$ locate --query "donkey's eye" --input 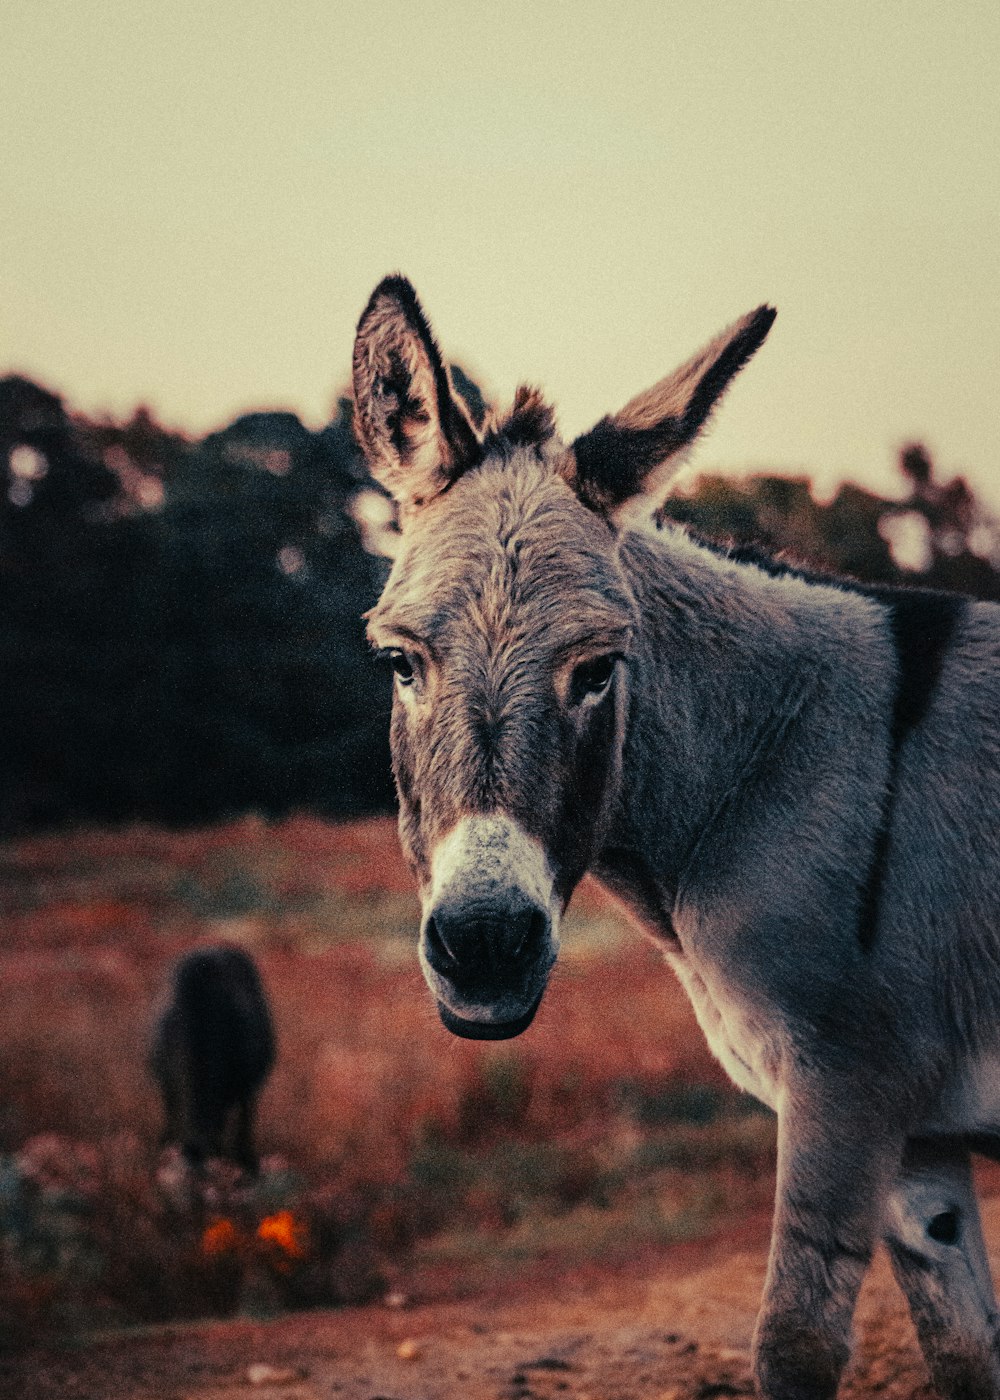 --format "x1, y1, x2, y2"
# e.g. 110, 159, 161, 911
388, 649, 415, 685
571, 655, 618, 703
